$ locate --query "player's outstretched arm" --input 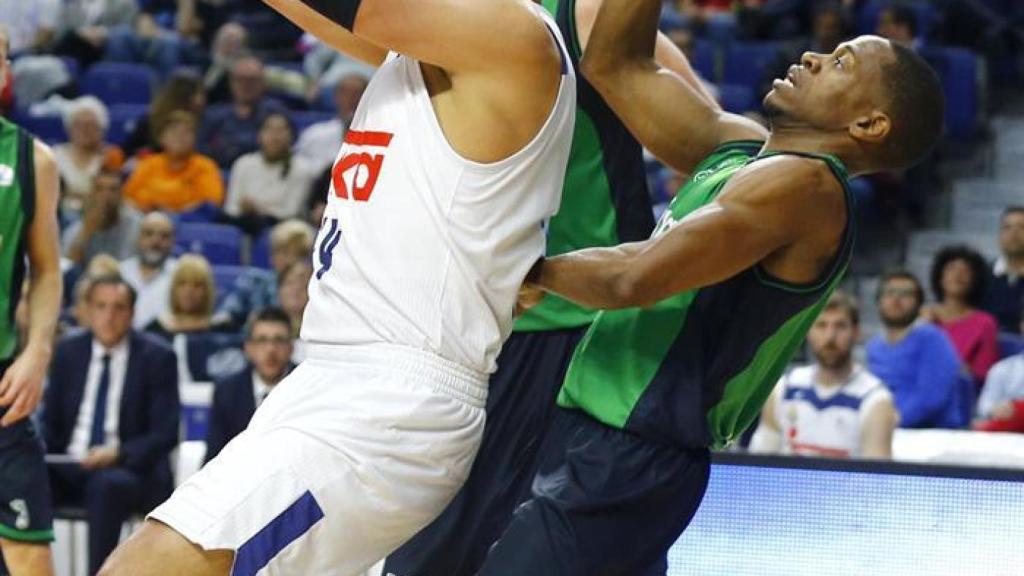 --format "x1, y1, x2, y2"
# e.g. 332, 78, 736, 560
263, 0, 387, 66
270, 0, 559, 77
531, 157, 836, 310
580, 0, 766, 175
0, 141, 62, 427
